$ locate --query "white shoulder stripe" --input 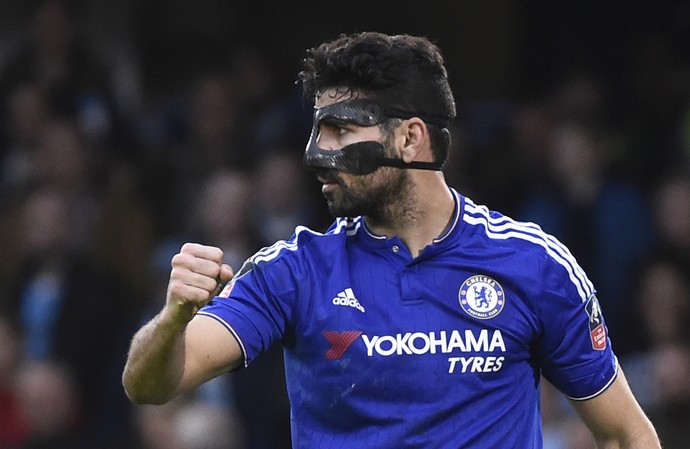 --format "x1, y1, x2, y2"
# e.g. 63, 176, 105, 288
467, 203, 591, 285
253, 241, 296, 265
346, 218, 362, 236
465, 202, 594, 297
252, 226, 311, 264
334, 217, 352, 234
464, 201, 594, 302
252, 223, 348, 265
